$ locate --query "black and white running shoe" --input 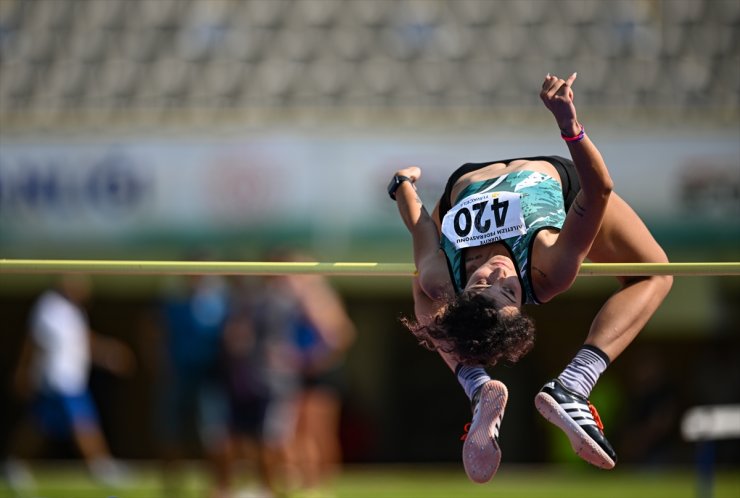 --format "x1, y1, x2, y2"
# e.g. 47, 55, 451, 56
535, 378, 617, 469
461, 380, 508, 483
